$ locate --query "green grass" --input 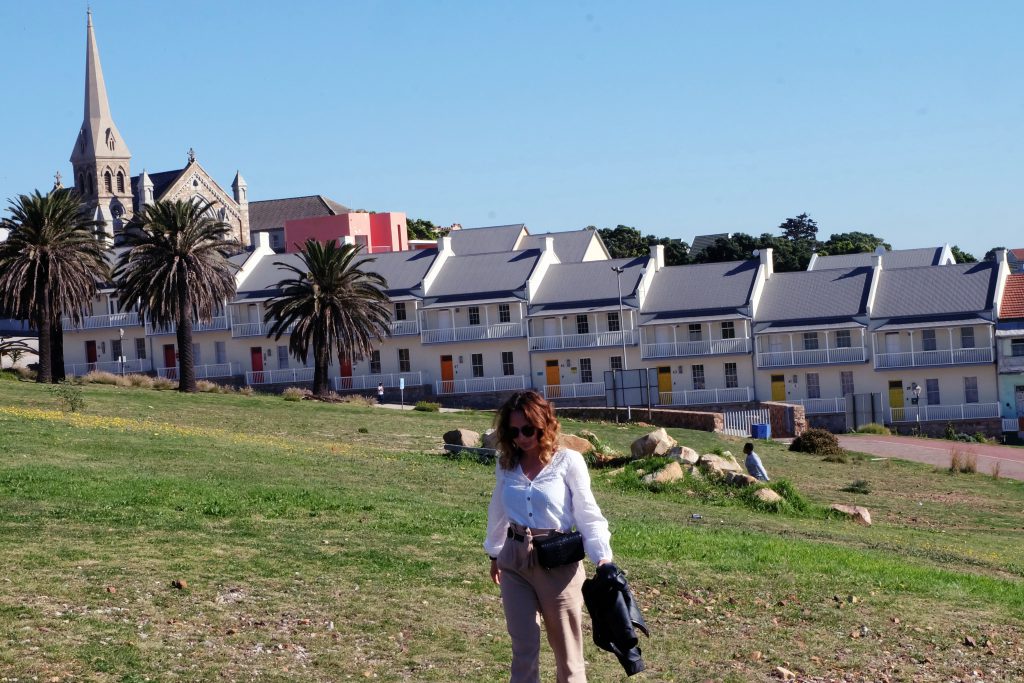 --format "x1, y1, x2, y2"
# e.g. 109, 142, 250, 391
1, 380, 1023, 681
